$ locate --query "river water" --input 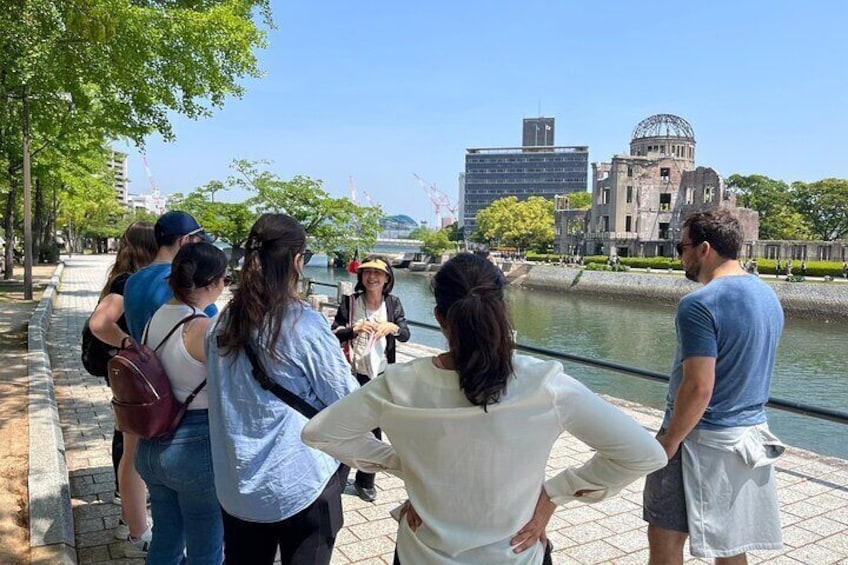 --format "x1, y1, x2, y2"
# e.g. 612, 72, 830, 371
306, 264, 848, 459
